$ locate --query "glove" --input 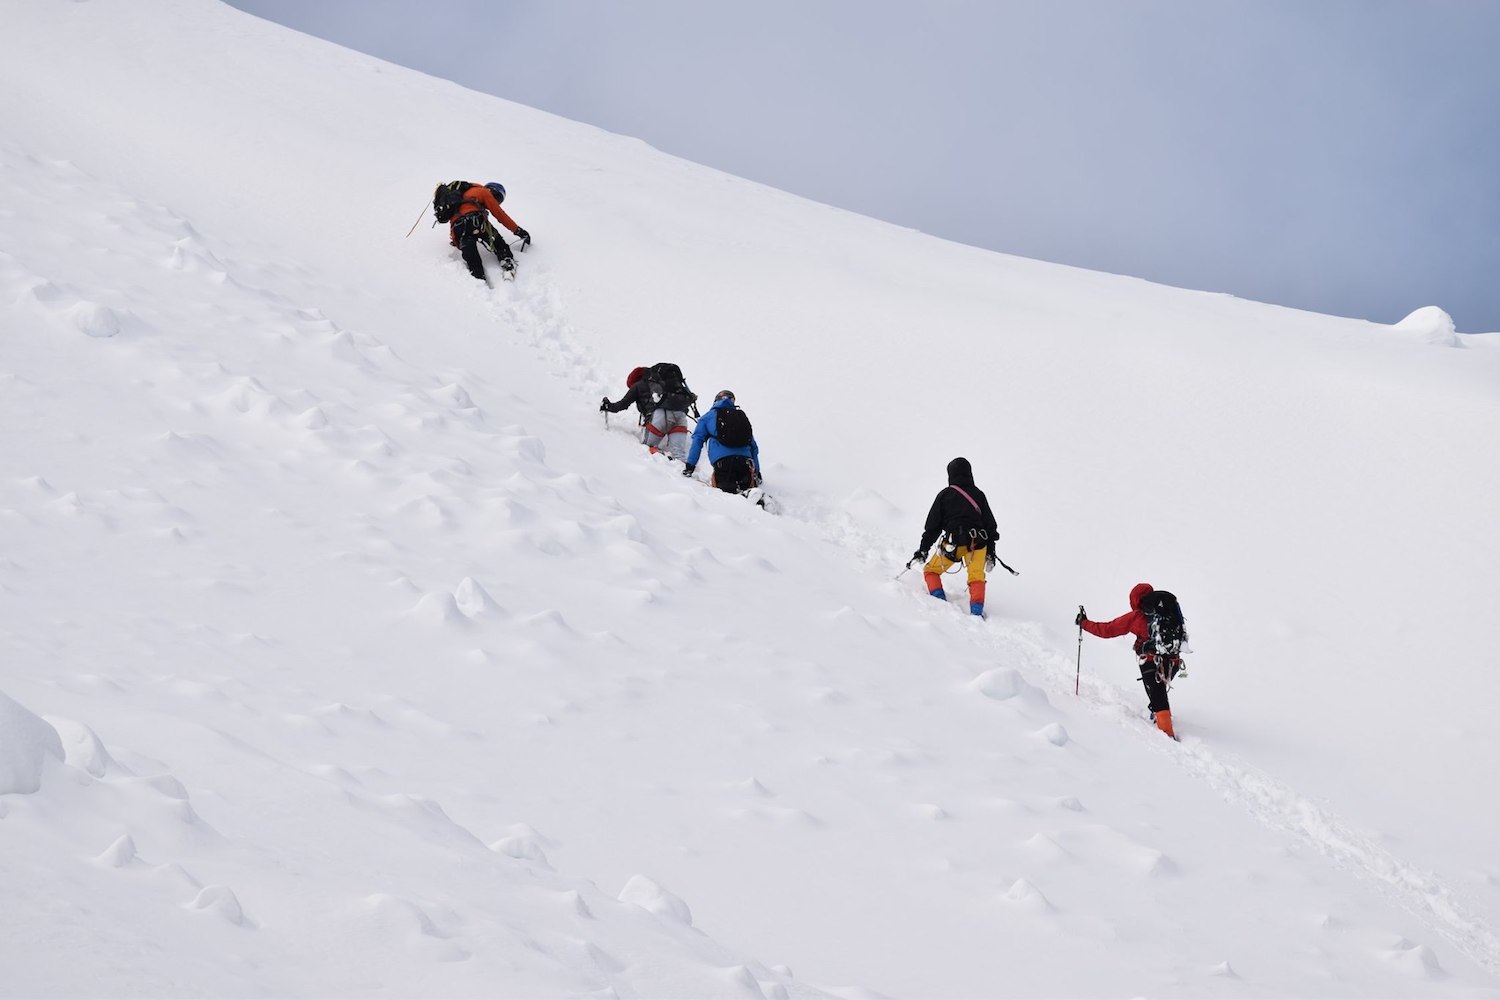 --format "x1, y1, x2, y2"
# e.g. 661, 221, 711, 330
985, 550, 997, 572
1075, 607, 1087, 627
909, 548, 925, 567
599, 397, 610, 412
513, 227, 531, 248
682, 463, 696, 477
